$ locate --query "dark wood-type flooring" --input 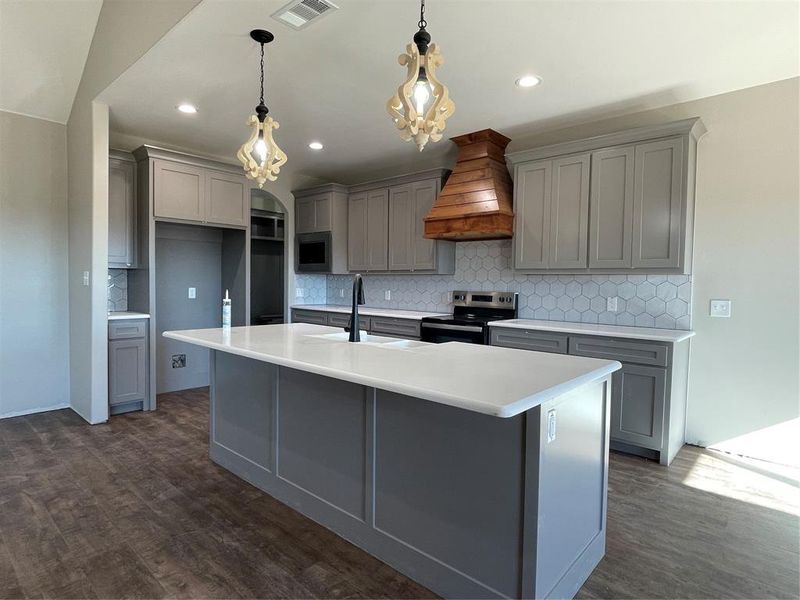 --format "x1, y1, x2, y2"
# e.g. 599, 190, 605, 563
0, 388, 797, 599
